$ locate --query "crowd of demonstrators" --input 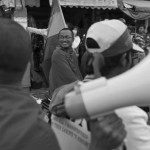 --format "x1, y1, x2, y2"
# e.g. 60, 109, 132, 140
0, 17, 127, 150
2, 13, 150, 150
50, 19, 150, 150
